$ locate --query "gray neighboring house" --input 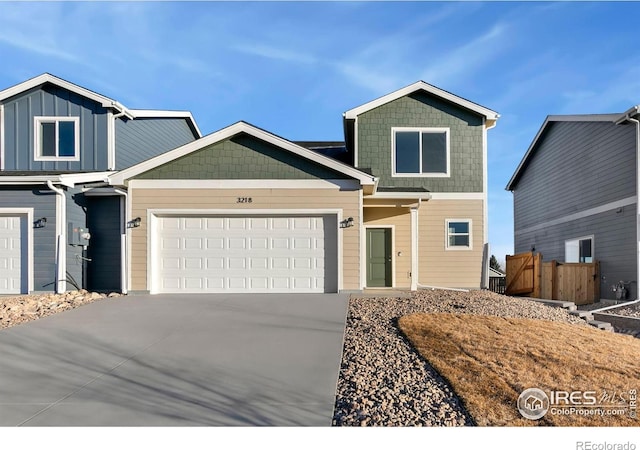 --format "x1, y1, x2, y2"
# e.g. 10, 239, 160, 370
0, 73, 200, 295
506, 108, 640, 300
